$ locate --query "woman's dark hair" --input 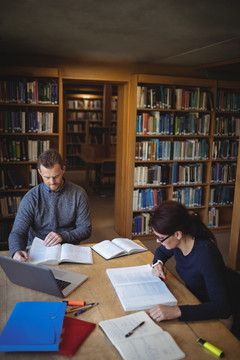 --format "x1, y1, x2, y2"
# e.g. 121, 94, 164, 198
149, 200, 216, 244
38, 149, 64, 169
